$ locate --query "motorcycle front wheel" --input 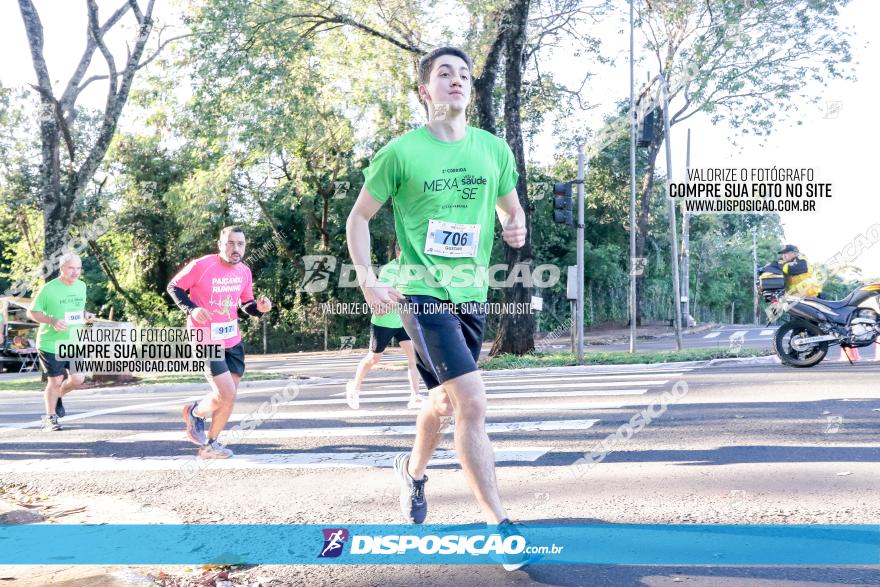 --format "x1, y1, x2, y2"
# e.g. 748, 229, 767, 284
774, 320, 829, 368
